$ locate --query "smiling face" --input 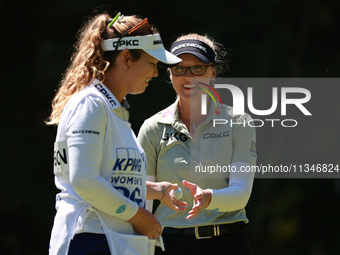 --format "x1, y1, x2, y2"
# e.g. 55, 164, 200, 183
170, 54, 216, 105
125, 51, 159, 95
